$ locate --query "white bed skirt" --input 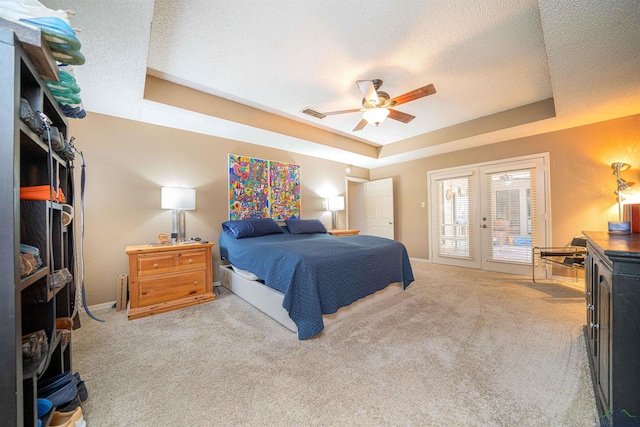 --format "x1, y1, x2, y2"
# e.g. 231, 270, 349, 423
219, 265, 403, 333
